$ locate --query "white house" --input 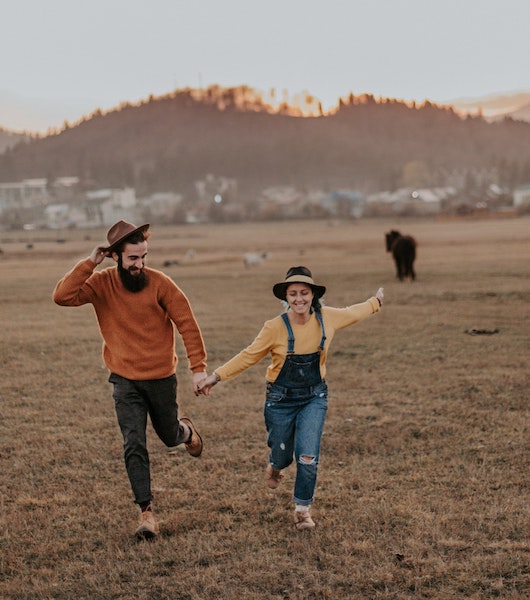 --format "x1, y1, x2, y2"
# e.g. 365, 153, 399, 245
0, 178, 48, 213
139, 192, 183, 222
43, 187, 141, 229
84, 188, 140, 227
513, 184, 530, 208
